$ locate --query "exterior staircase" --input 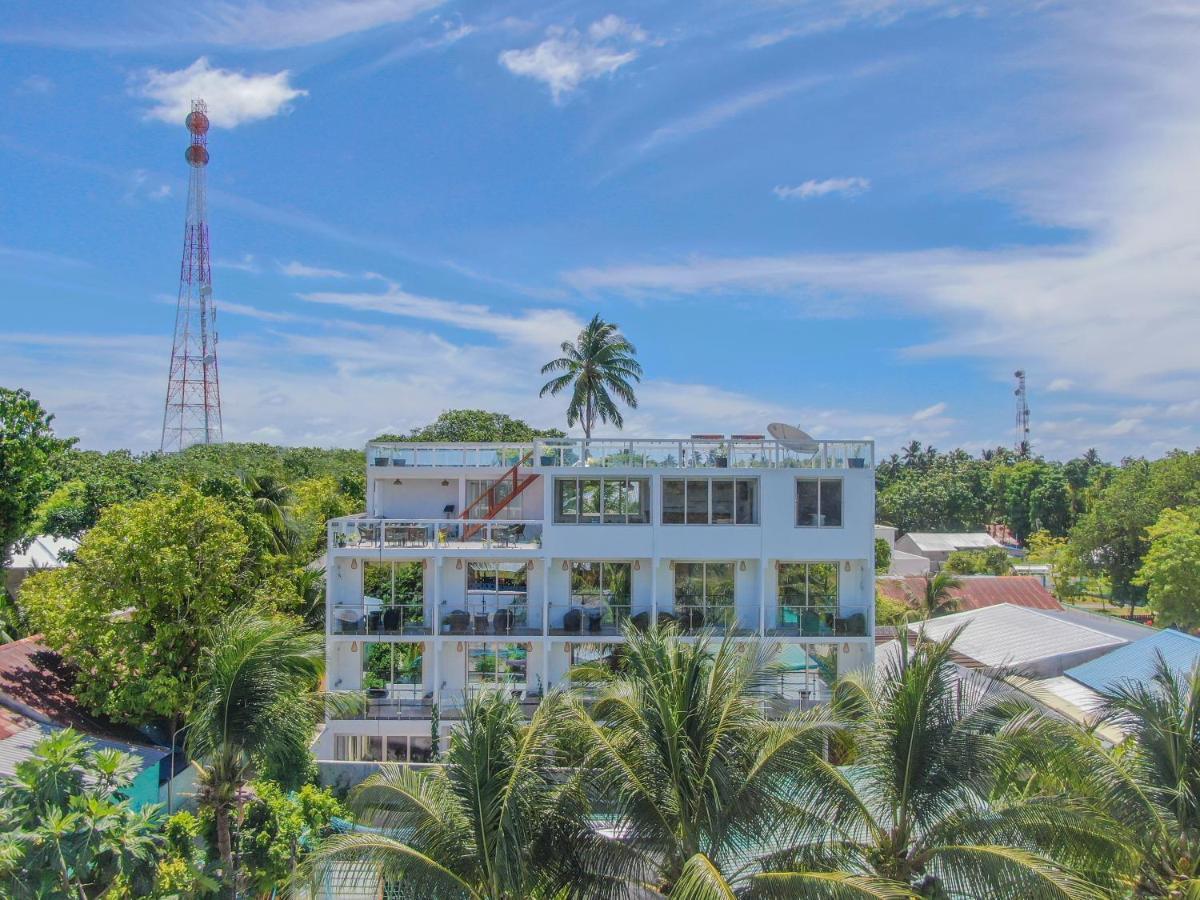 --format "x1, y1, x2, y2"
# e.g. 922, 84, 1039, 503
461, 452, 538, 540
